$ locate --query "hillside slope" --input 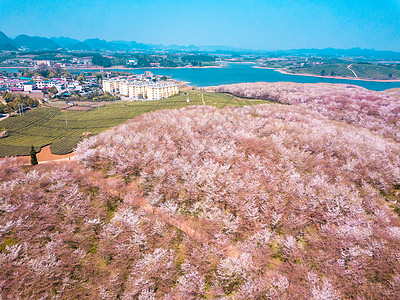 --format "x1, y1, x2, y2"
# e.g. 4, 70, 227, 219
1, 84, 400, 298
76, 103, 400, 298
216, 82, 400, 142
